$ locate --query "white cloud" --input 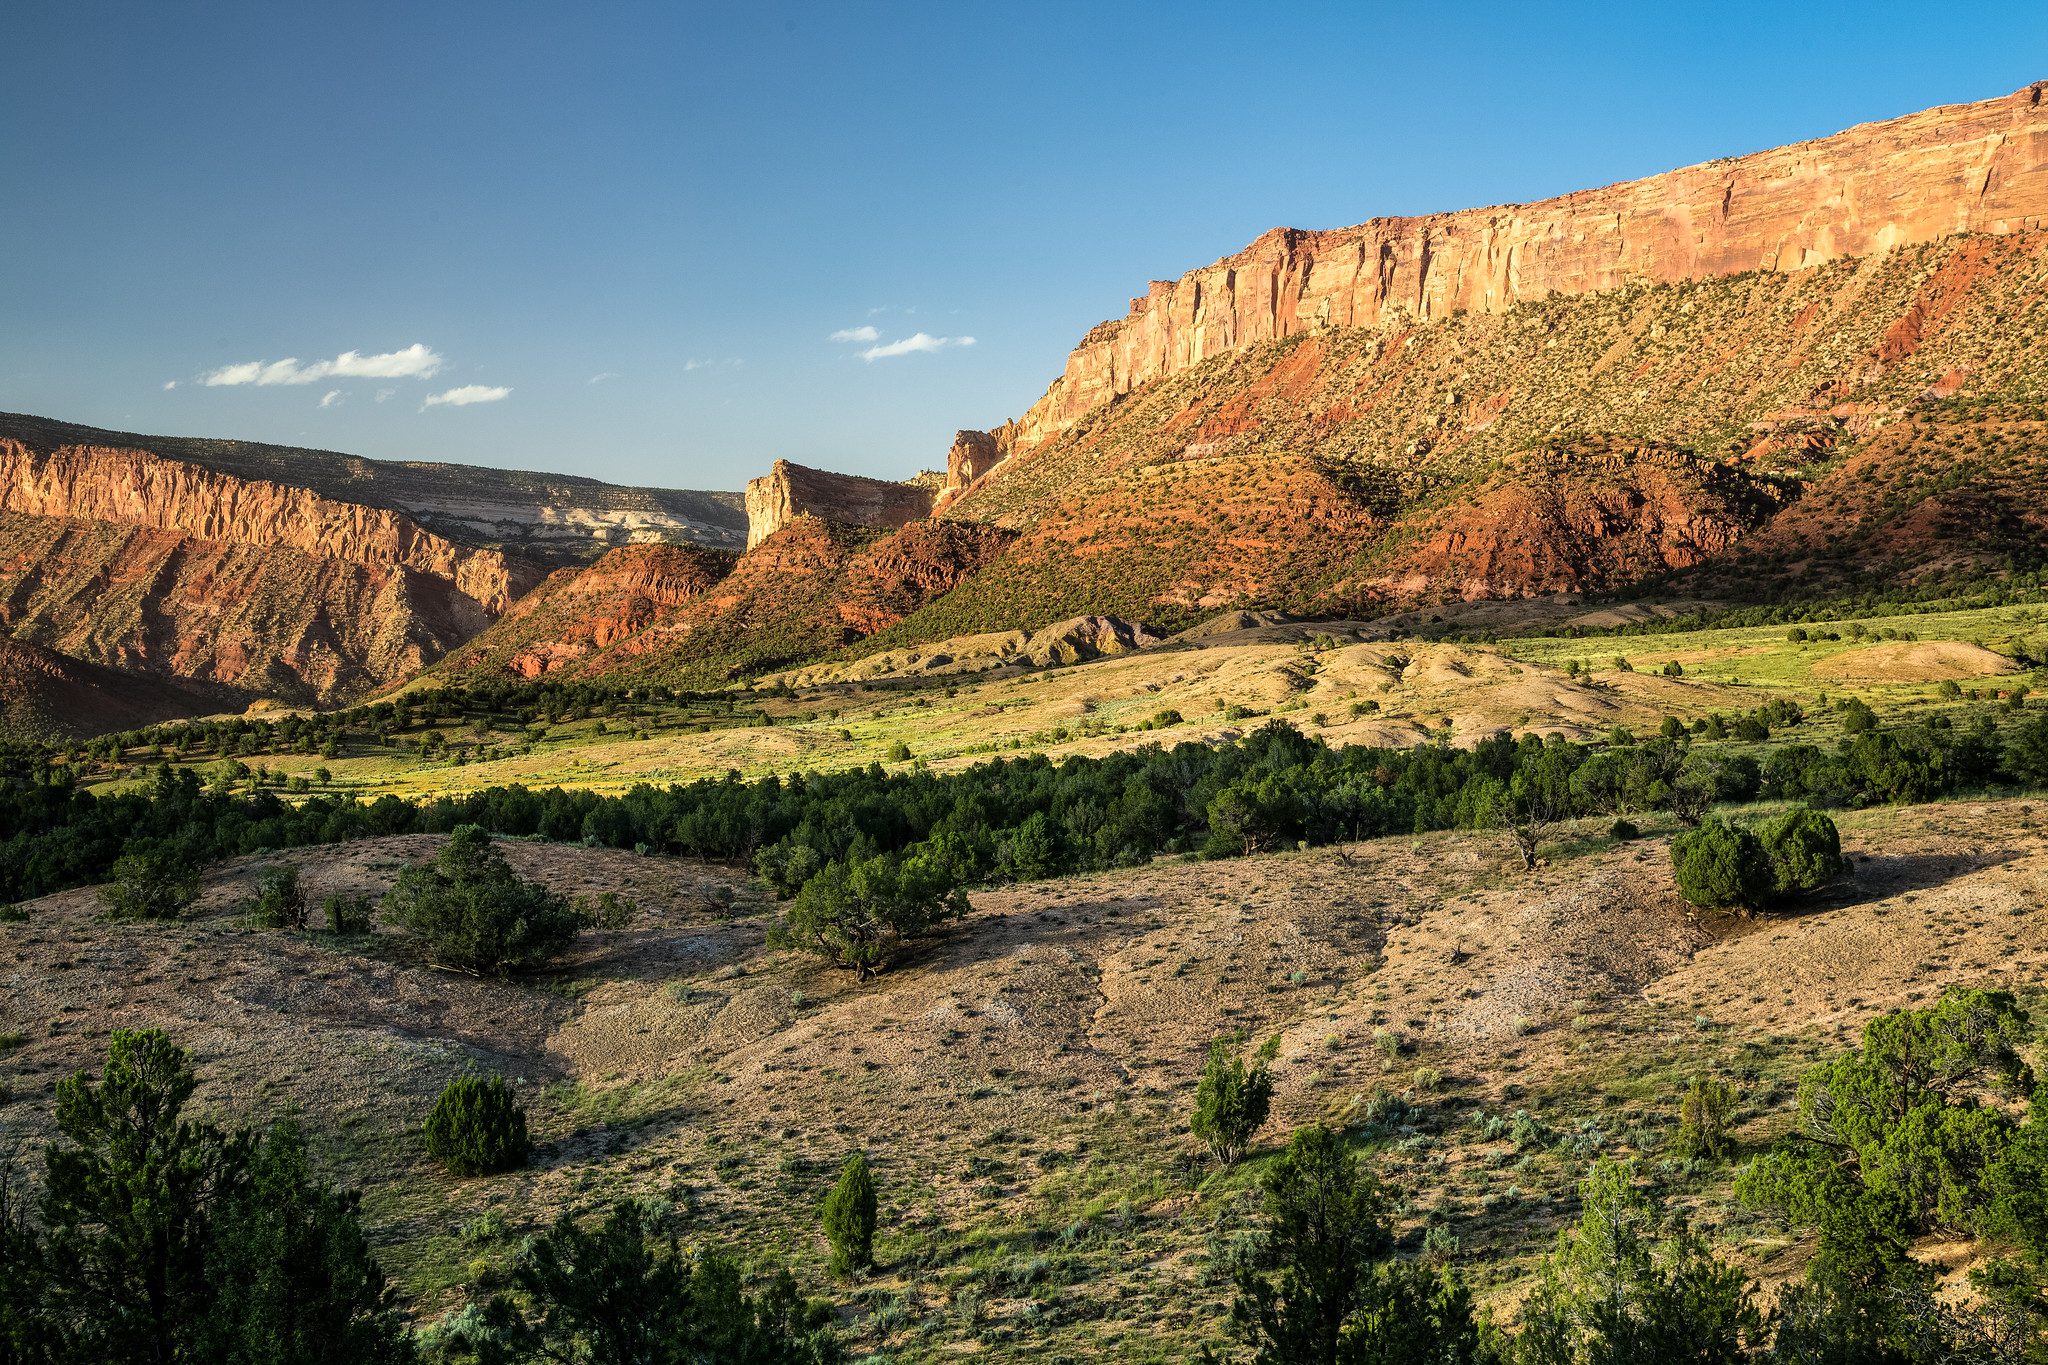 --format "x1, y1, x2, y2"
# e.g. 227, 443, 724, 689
588, 372, 618, 384
319, 390, 343, 408
162, 380, 177, 391
201, 343, 445, 388
375, 388, 396, 403
859, 332, 975, 361
684, 357, 742, 371
829, 326, 880, 343
421, 384, 511, 409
